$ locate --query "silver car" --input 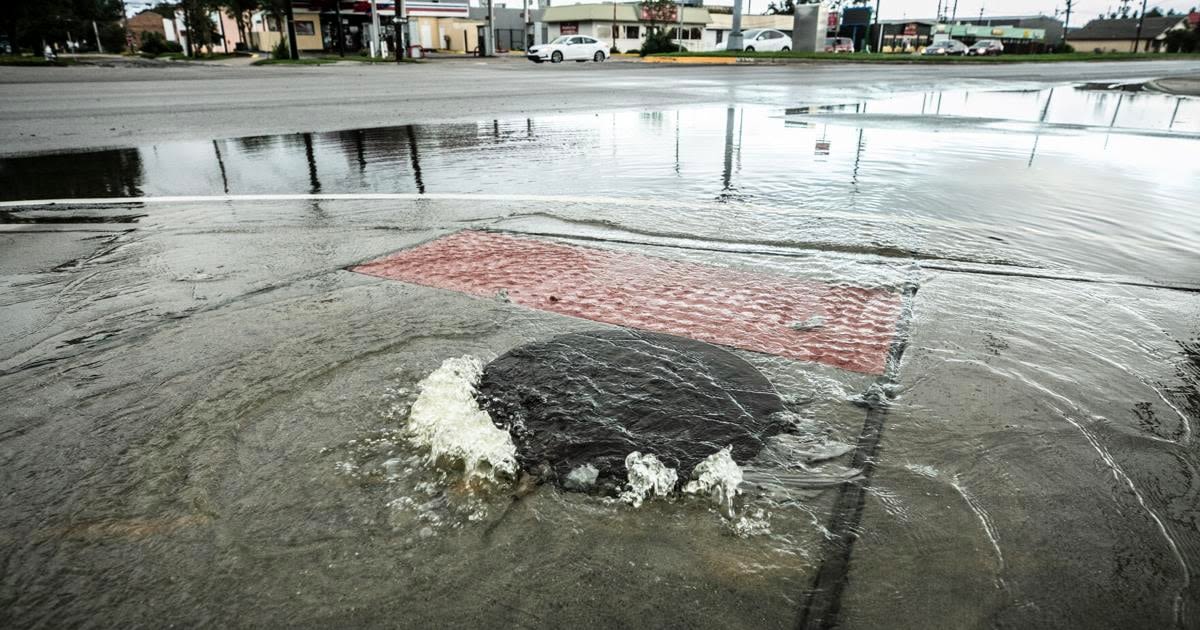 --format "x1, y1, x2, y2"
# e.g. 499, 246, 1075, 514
923, 39, 968, 56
